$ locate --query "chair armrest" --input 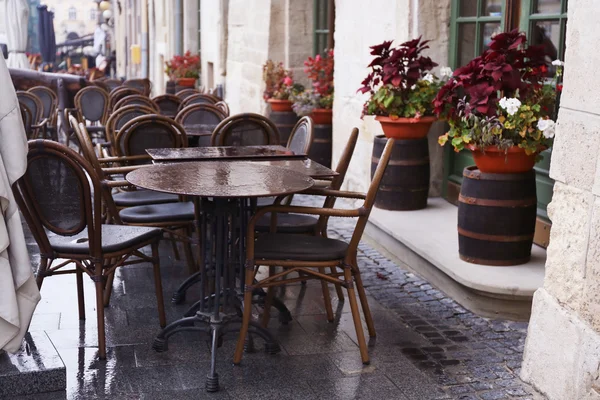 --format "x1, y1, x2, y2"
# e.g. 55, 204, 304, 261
102, 165, 149, 174
98, 154, 151, 164
250, 204, 365, 229
103, 179, 134, 189
299, 188, 367, 200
